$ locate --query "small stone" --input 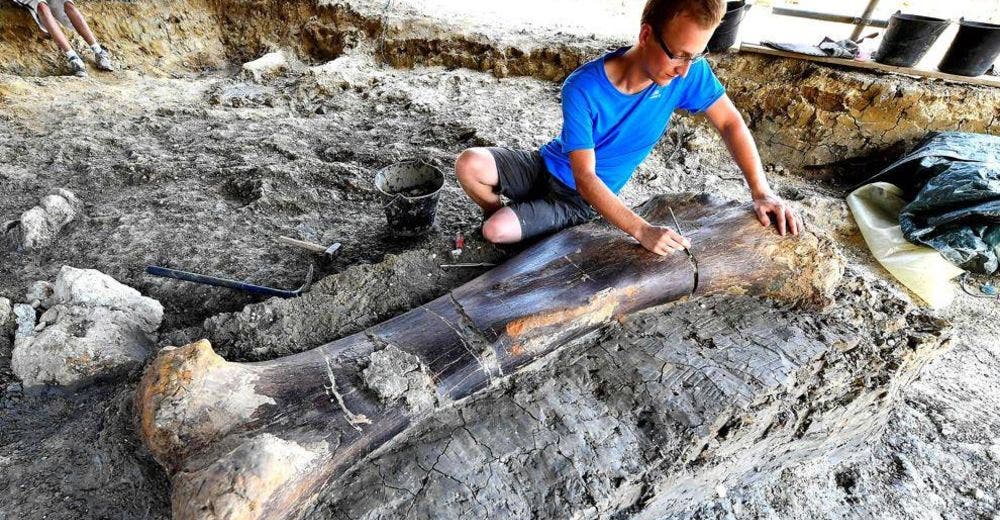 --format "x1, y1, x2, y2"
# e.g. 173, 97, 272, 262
0, 297, 12, 330
987, 443, 1000, 462
13, 304, 36, 340
15, 189, 82, 250
241, 51, 290, 82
